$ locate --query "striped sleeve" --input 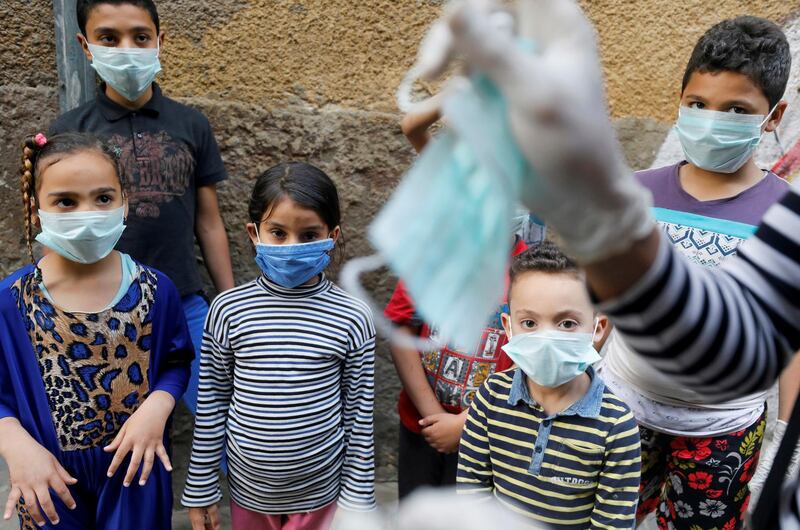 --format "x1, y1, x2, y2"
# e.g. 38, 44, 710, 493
598, 184, 800, 401
338, 309, 377, 511
456, 382, 493, 497
181, 303, 234, 508
589, 409, 641, 530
